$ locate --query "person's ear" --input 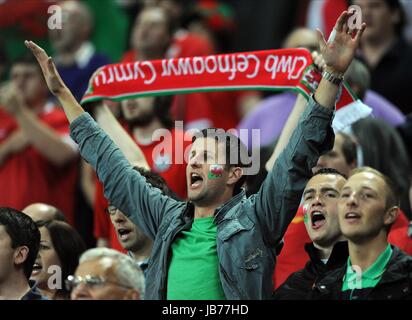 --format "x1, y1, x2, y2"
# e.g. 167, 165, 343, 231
123, 289, 140, 300
14, 246, 29, 267
227, 167, 243, 187
384, 206, 399, 228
